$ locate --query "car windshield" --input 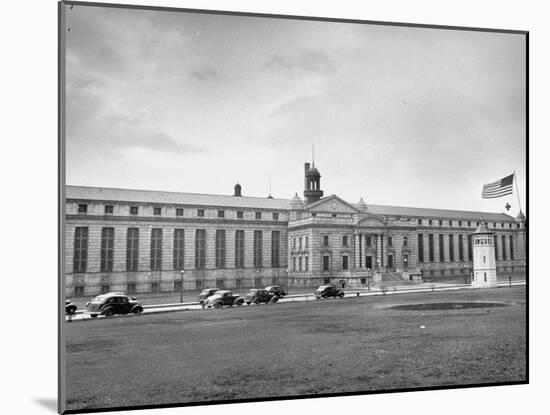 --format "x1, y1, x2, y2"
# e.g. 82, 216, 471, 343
199, 289, 212, 295
90, 295, 107, 302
